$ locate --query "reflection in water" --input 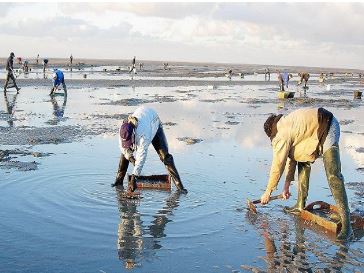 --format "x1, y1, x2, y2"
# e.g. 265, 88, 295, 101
299, 86, 308, 98
48, 94, 67, 125
246, 212, 354, 272
3, 91, 19, 127
116, 191, 181, 269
